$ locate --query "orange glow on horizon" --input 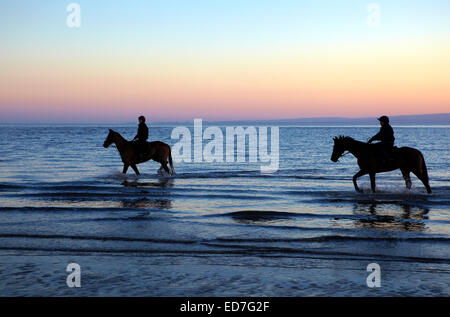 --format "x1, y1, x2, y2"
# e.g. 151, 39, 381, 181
1, 37, 449, 121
